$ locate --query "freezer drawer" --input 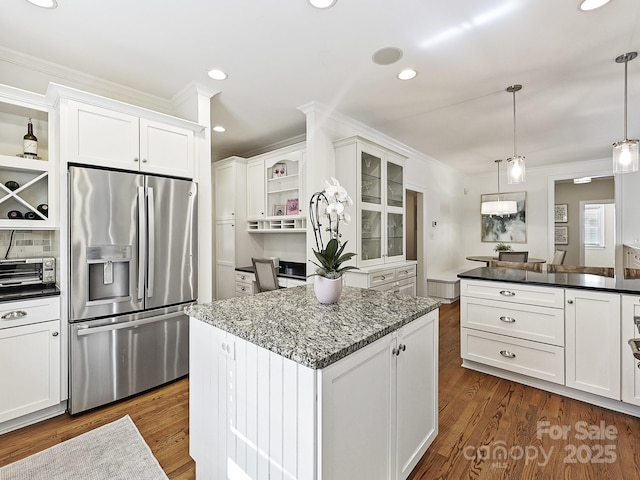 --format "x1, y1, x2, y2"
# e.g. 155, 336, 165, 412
69, 309, 189, 414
